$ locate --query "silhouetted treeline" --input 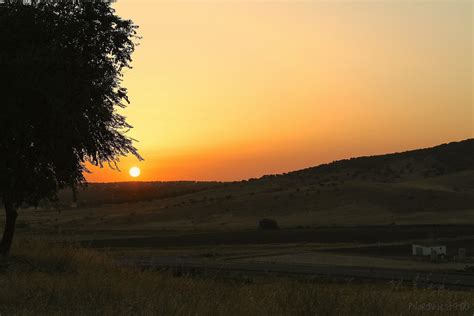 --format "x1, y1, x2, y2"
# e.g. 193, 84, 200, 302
260, 139, 474, 185
43, 182, 226, 208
